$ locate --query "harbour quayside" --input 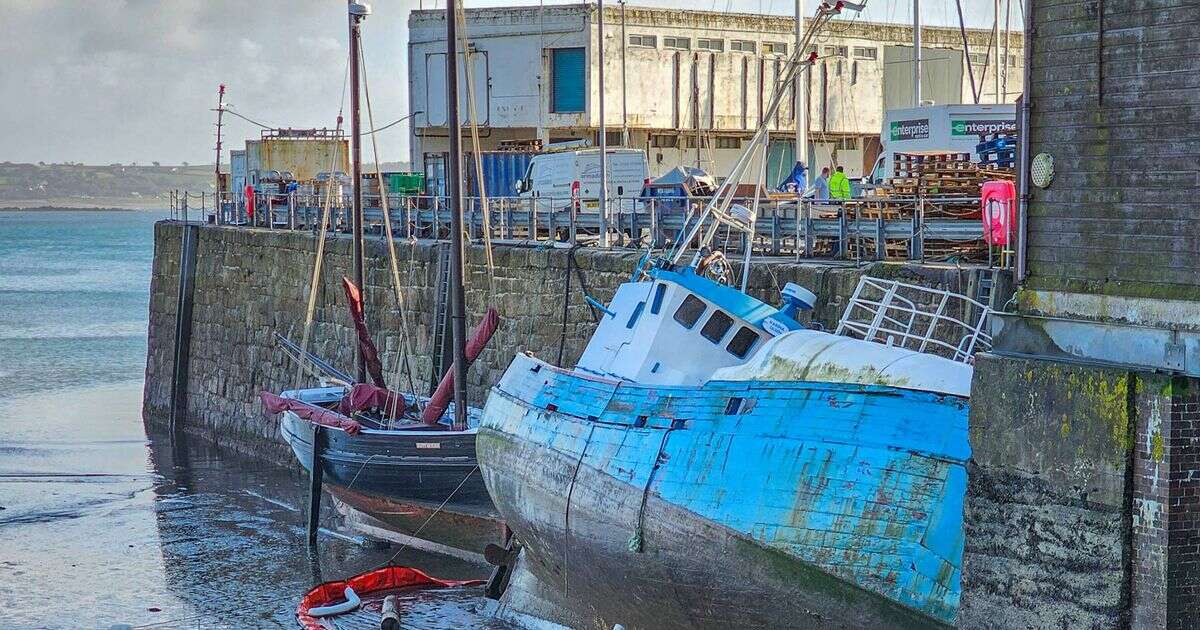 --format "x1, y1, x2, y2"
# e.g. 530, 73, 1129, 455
477, 1, 991, 628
